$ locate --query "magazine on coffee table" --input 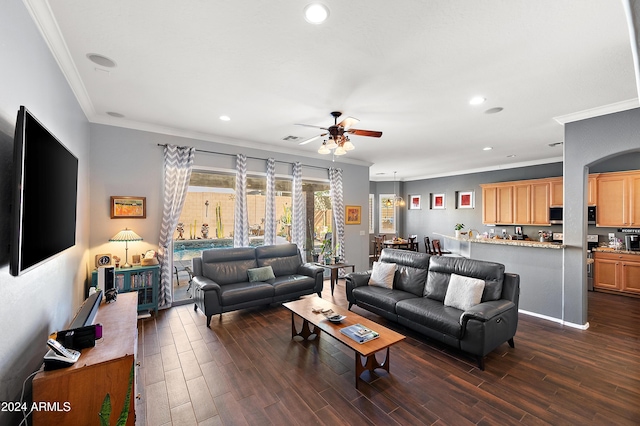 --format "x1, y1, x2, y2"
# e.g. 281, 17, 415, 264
340, 323, 380, 344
